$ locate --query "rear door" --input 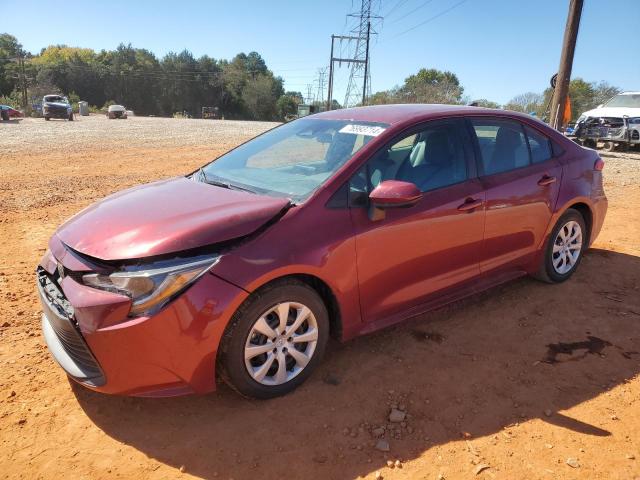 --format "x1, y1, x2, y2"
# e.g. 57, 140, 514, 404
468, 118, 562, 273
349, 118, 485, 325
